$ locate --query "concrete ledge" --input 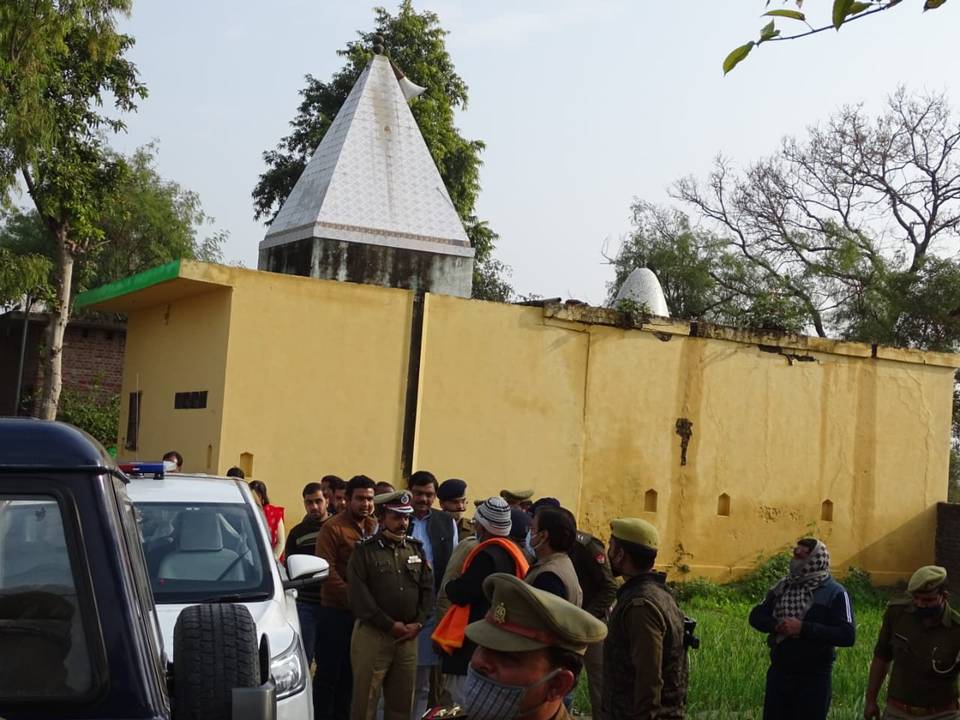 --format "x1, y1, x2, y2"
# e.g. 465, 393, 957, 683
544, 302, 960, 369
